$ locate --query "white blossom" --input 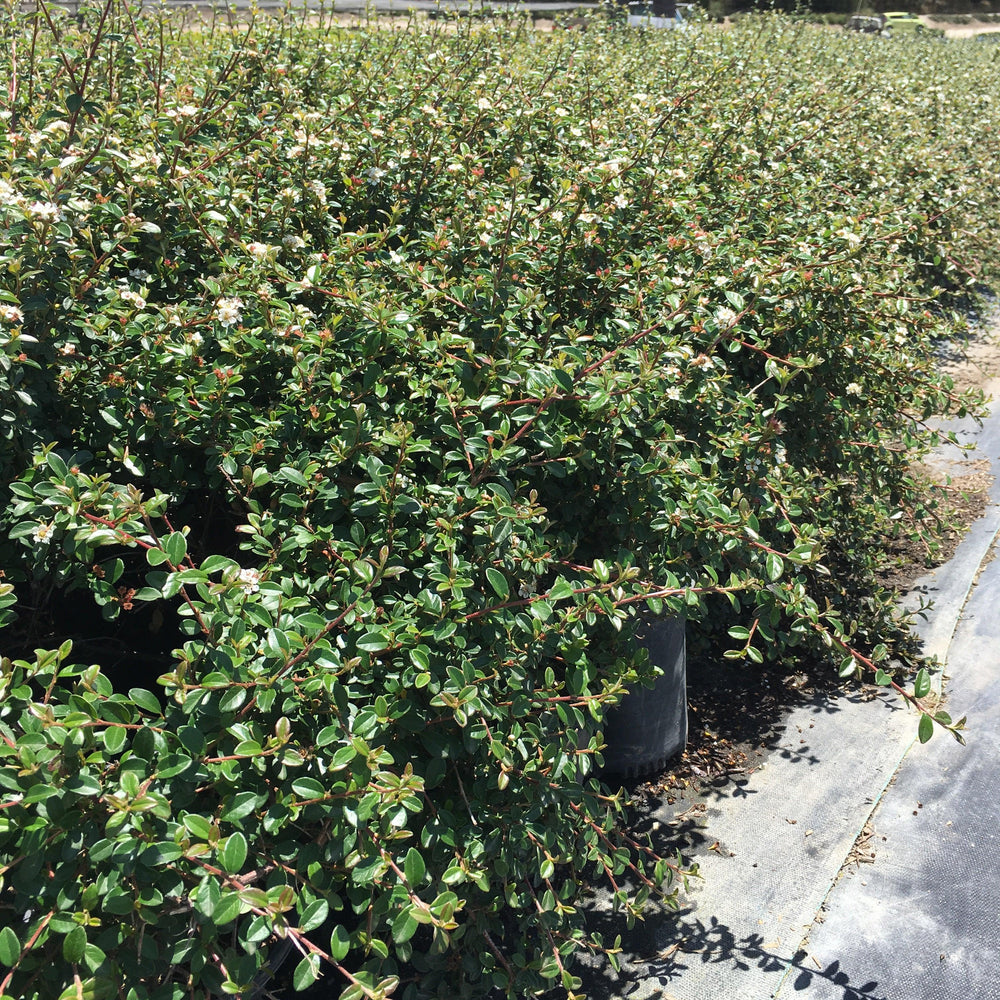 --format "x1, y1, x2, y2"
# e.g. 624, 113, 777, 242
217, 297, 243, 327
715, 306, 738, 329
306, 180, 327, 204
237, 568, 261, 593
32, 522, 55, 544
246, 242, 274, 260
25, 201, 62, 223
